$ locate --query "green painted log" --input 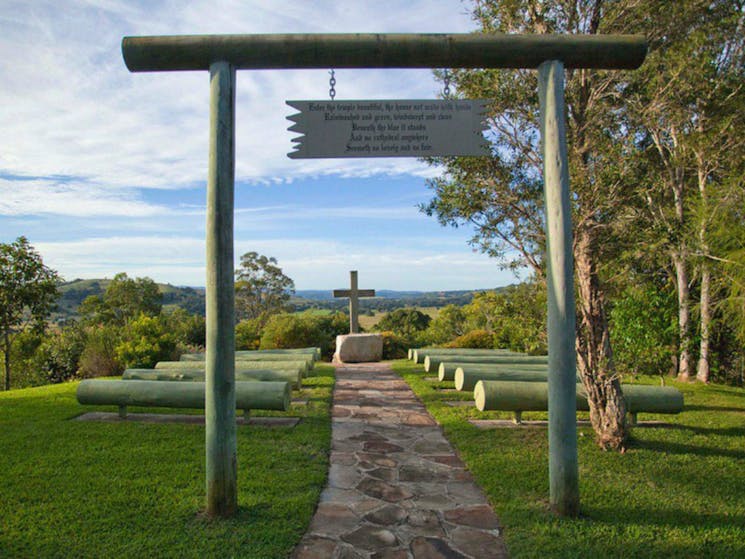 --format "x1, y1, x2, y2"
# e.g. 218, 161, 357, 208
413, 348, 521, 364
181, 348, 320, 361
156, 360, 309, 372
122, 368, 301, 389
455, 367, 581, 391
438, 361, 548, 381
122, 34, 647, 73
77, 379, 290, 411
425, 353, 548, 373
473, 381, 684, 414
